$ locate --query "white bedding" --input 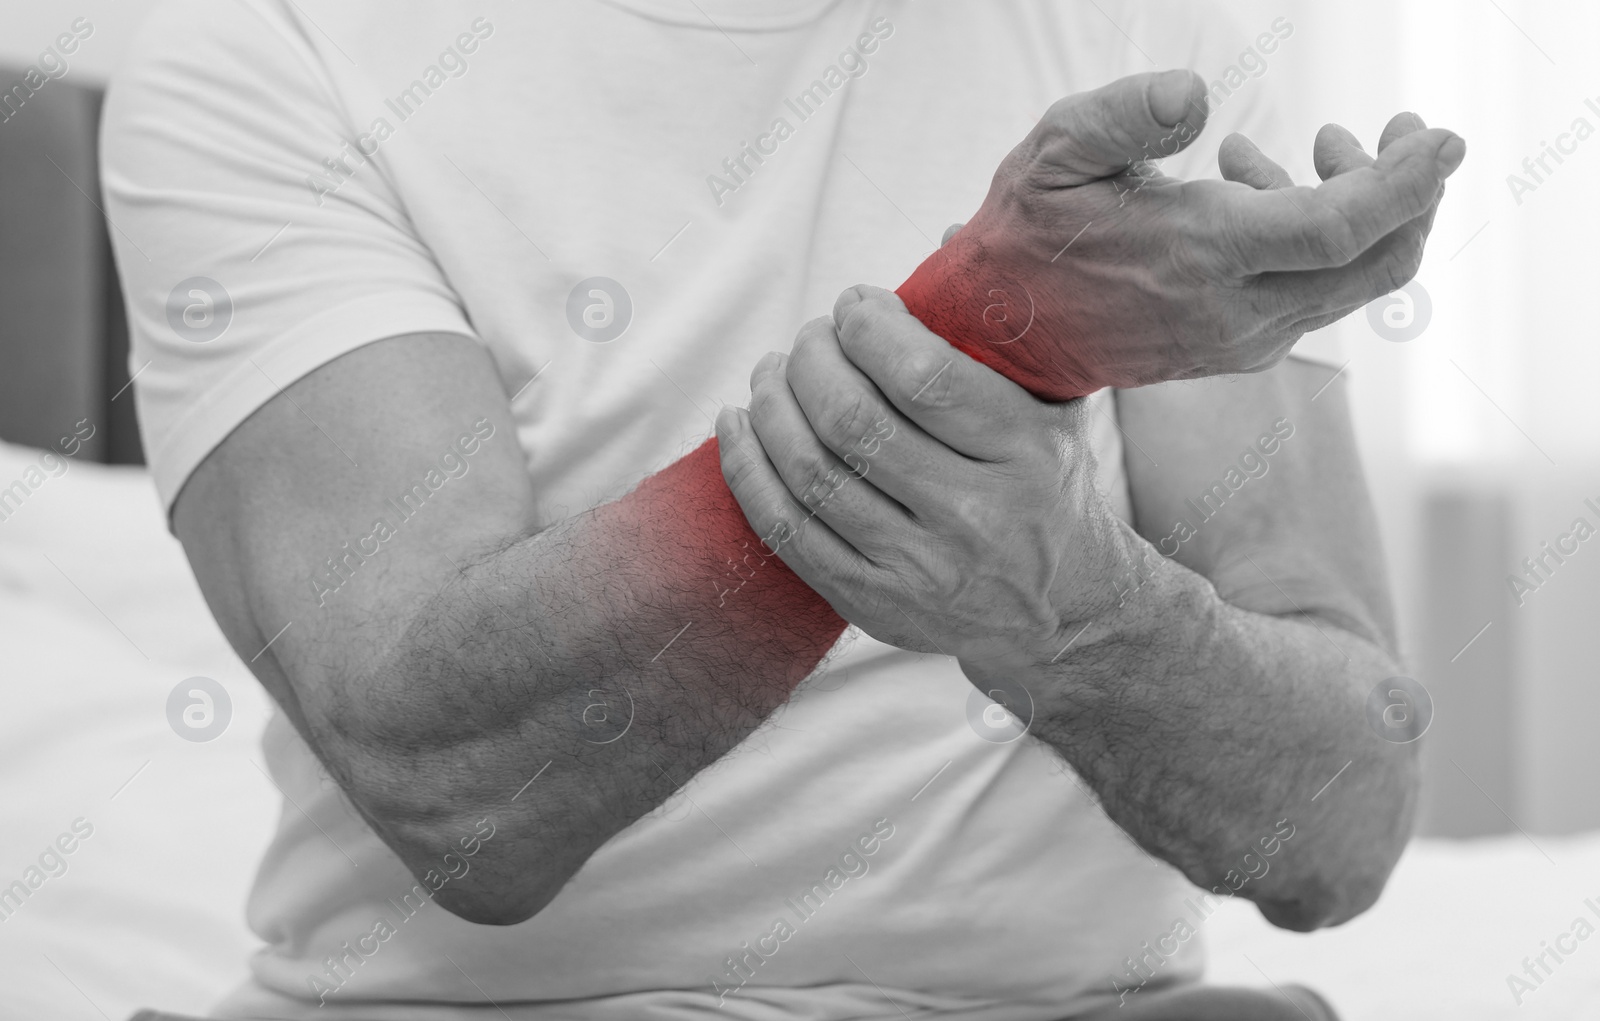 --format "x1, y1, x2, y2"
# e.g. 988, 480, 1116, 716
1, 439, 1596, 1020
